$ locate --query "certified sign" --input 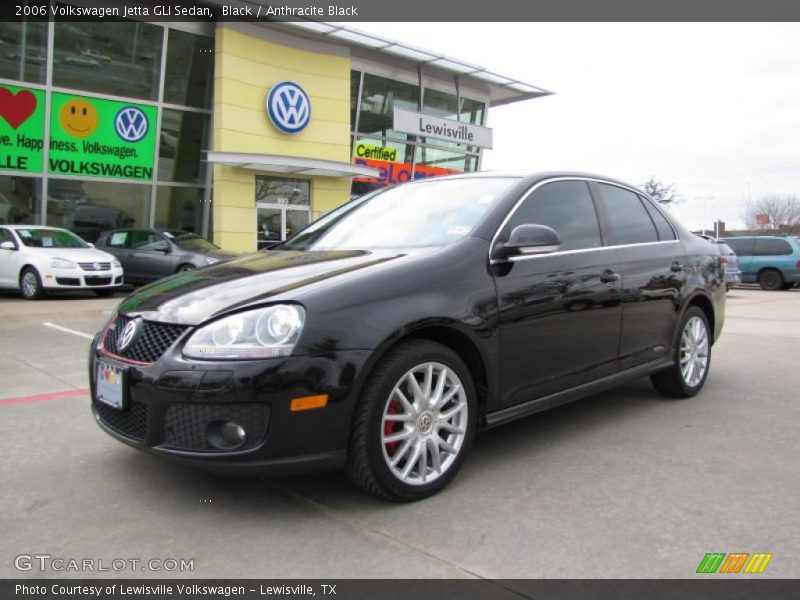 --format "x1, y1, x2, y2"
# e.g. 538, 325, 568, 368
267, 82, 311, 134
